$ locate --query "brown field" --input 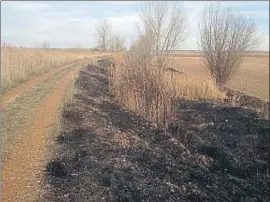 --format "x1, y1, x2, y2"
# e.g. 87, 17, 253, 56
170, 51, 269, 100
